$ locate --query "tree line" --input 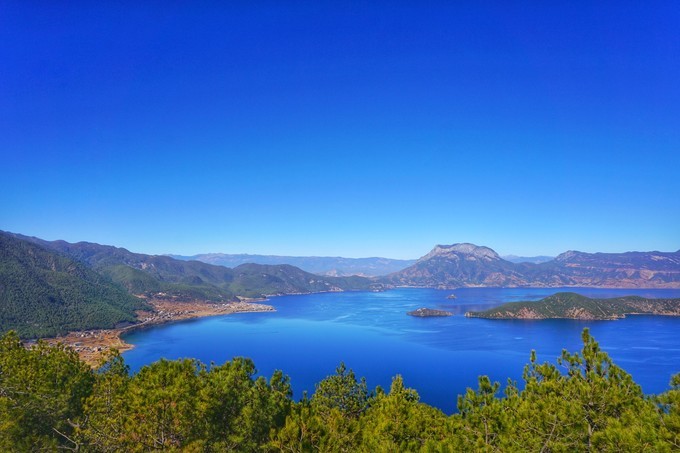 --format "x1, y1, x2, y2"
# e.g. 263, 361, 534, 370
1, 329, 679, 451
